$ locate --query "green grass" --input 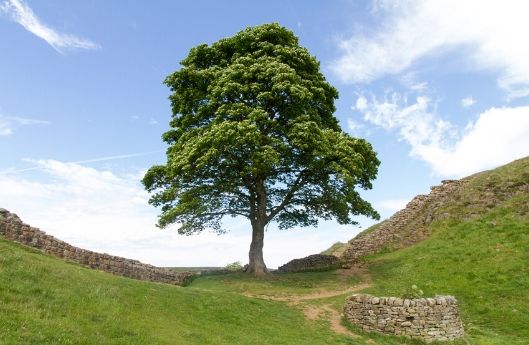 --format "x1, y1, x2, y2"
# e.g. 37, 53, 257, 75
337, 156, 529, 344
190, 272, 452, 345
319, 221, 388, 258
189, 270, 360, 296
0, 238, 359, 345
320, 242, 346, 256
363, 190, 529, 344
0, 236, 436, 345
2, 157, 527, 345
355, 220, 386, 238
